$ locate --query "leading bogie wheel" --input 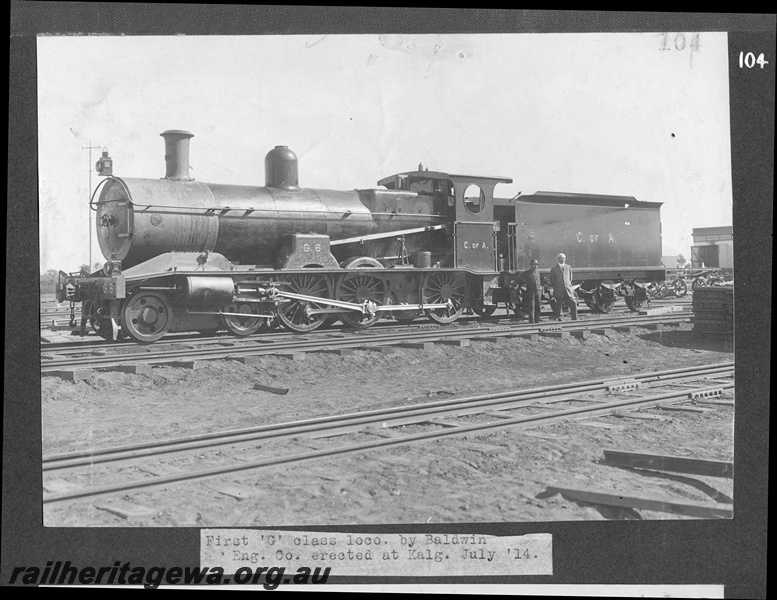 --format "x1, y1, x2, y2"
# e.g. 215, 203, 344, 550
86, 300, 119, 341
222, 302, 267, 336
91, 315, 120, 341
277, 273, 334, 333
121, 291, 173, 343
423, 271, 466, 324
